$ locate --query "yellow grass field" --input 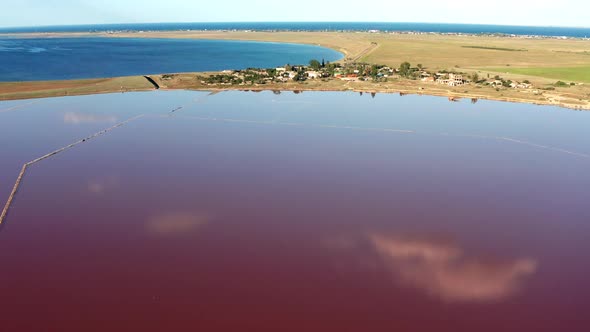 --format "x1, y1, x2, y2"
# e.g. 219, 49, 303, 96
0, 76, 154, 101
95, 31, 590, 84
